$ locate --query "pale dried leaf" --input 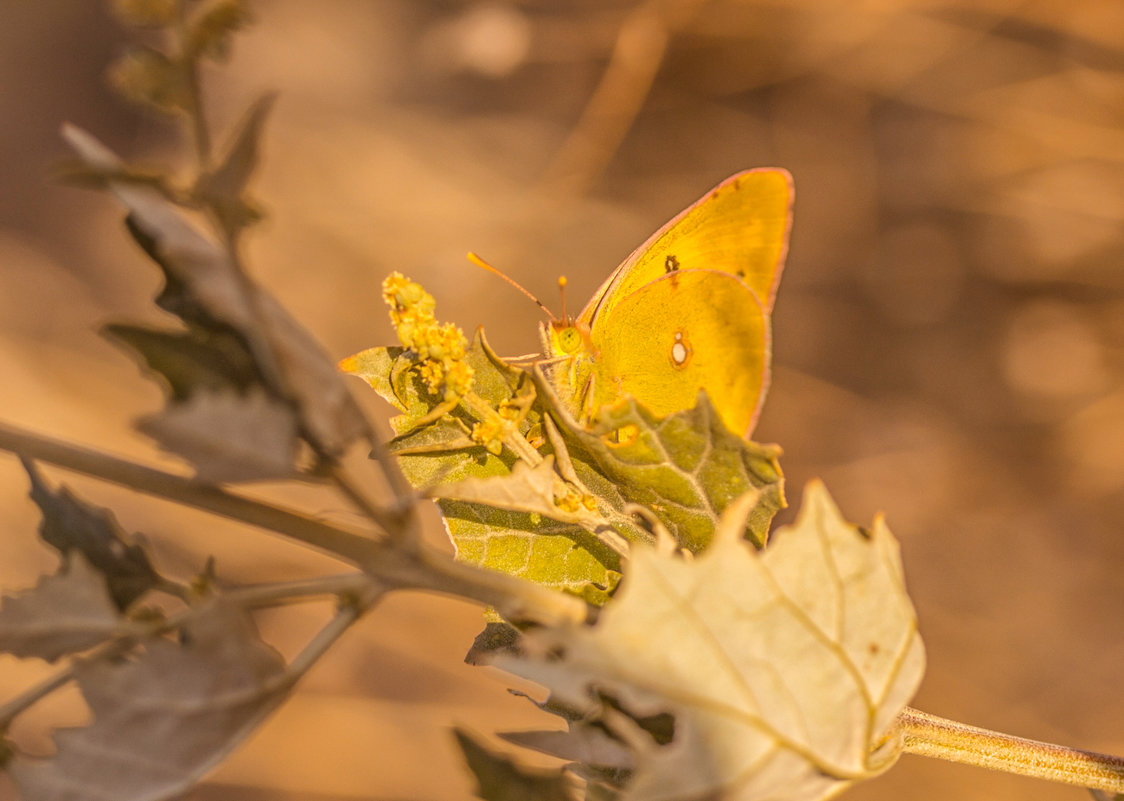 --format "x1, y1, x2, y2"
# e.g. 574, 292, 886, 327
137, 388, 298, 483
0, 554, 120, 662
498, 481, 925, 801
60, 124, 369, 457
9, 599, 291, 801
